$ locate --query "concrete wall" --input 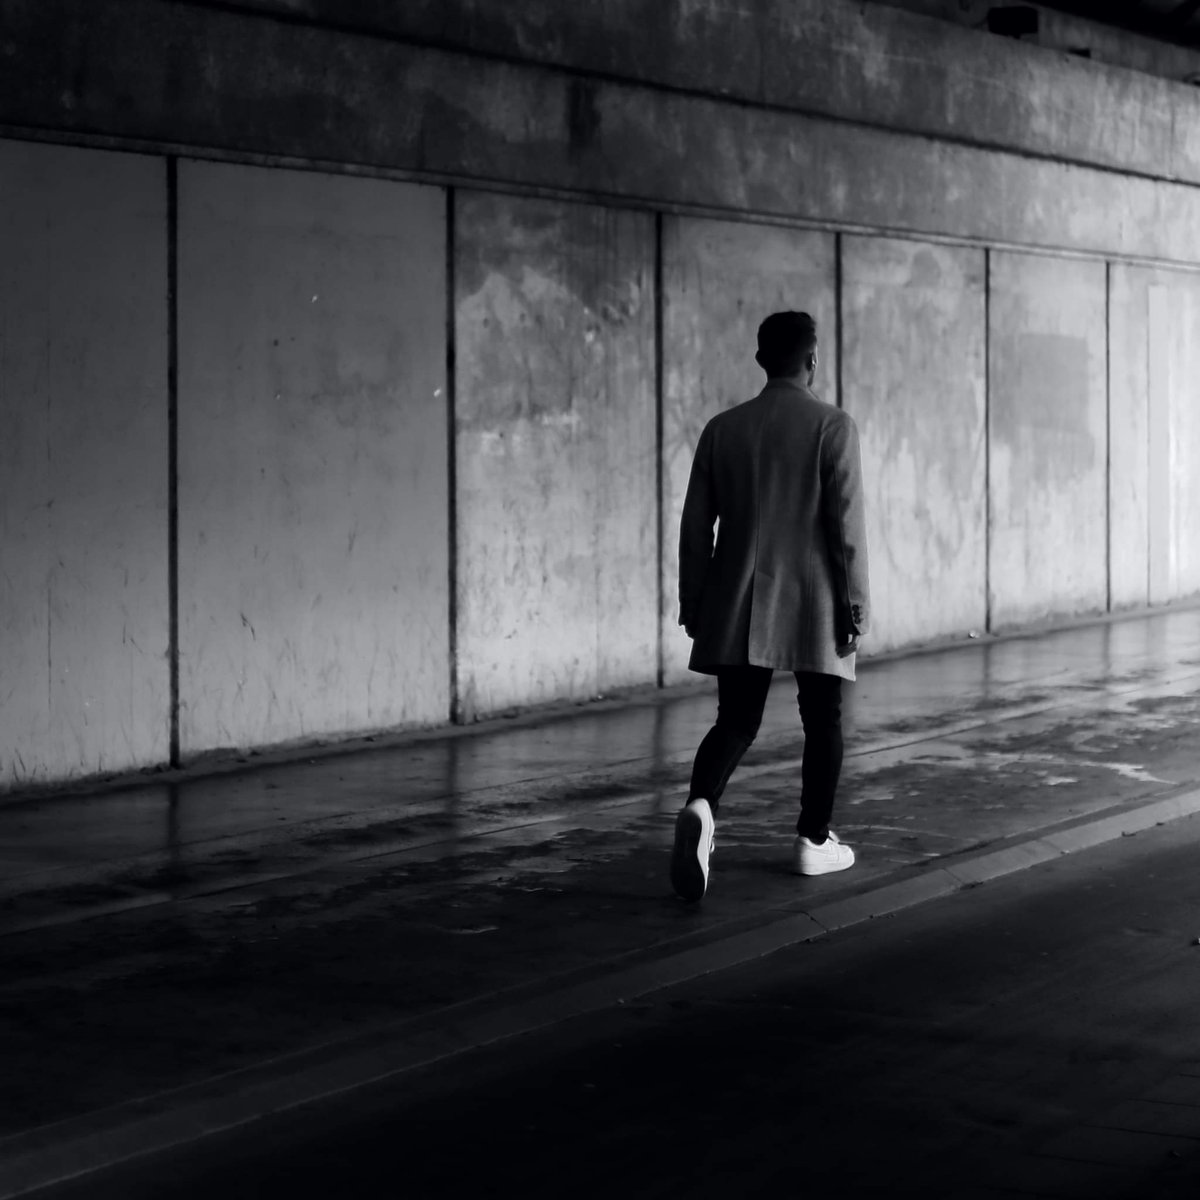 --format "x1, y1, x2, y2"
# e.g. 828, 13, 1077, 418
24, 0, 1200, 187
0, 141, 169, 789
177, 161, 450, 753
660, 218, 837, 683
843, 237, 988, 653
454, 192, 657, 718
8, 2, 1200, 262
4, 0, 1200, 790
988, 253, 1109, 628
